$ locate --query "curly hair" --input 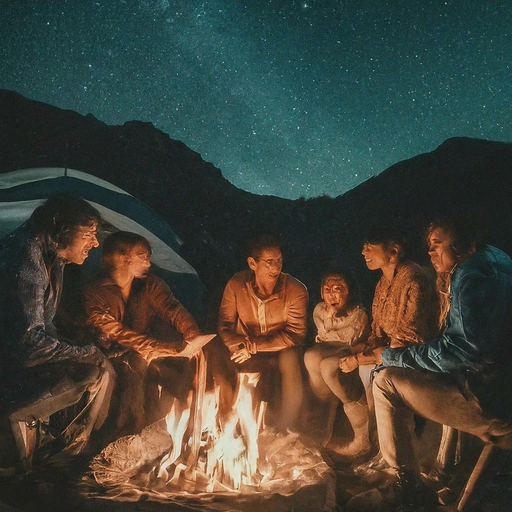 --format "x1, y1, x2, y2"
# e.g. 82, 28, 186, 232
321, 269, 362, 313
426, 215, 485, 257
29, 193, 101, 249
